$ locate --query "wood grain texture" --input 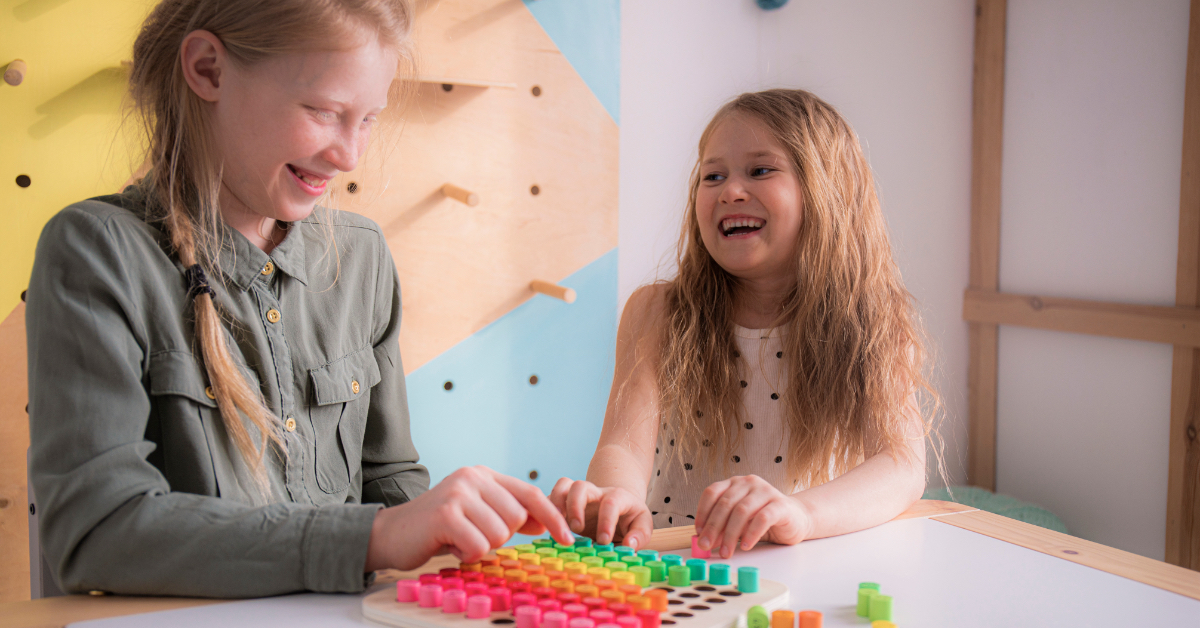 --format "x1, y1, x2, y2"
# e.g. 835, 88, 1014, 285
0, 303, 30, 602
330, 0, 619, 374
1168, 0, 1200, 572
939, 509, 1200, 601
963, 289, 1200, 346
965, 0, 1006, 492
